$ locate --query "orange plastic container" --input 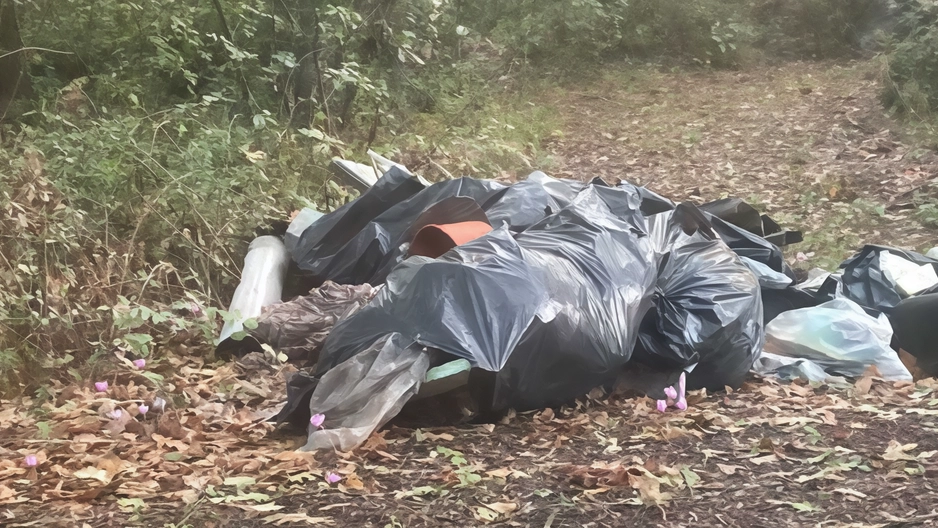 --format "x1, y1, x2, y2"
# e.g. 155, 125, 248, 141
409, 221, 493, 258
